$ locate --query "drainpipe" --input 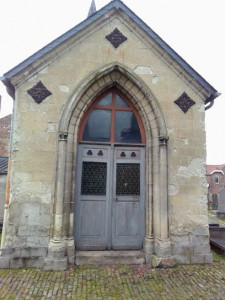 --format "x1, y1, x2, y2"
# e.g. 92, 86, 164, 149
205, 92, 221, 111
0, 79, 15, 252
